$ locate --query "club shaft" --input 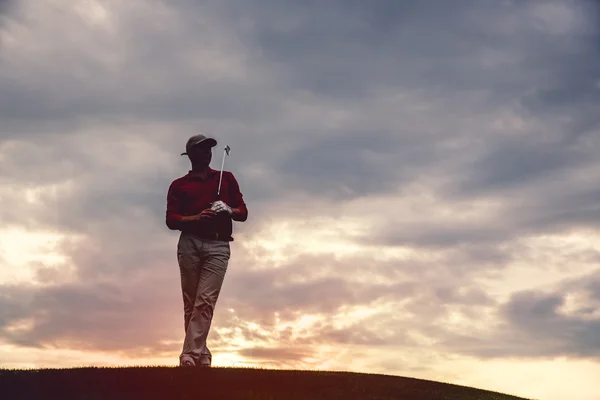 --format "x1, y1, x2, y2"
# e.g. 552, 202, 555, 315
217, 148, 227, 195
